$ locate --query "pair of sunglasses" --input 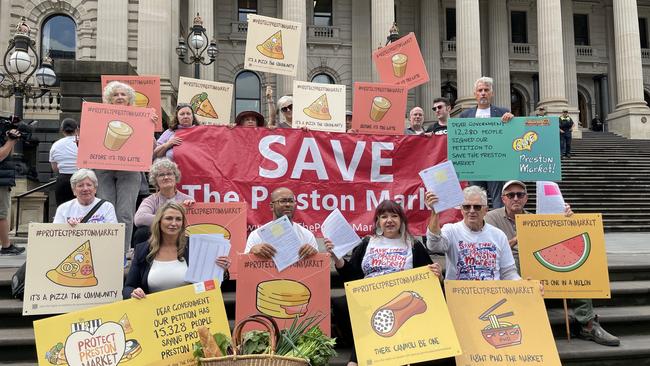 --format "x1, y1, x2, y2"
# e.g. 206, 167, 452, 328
281, 105, 293, 113
461, 204, 484, 212
503, 192, 527, 199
